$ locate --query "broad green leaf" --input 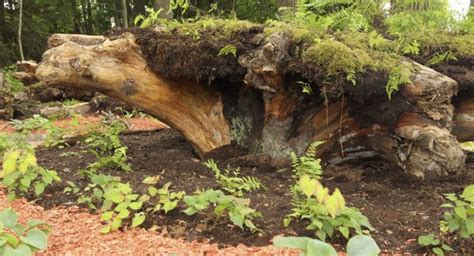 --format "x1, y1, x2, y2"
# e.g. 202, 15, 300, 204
143, 176, 160, 185
18, 162, 29, 174
111, 217, 122, 230
299, 175, 318, 198
3, 233, 19, 247
163, 201, 177, 213
100, 225, 112, 234
131, 213, 146, 227
229, 211, 244, 229
129, 202, 143, 210
20, 229, 48, 250
114, 202, 129, 212
0, 237, 6, 246
0, 209, 18, 228
315, 186, 329, 204
433, 247, 445, 256
273, 236, 310, 251
3, 244, 33, 256
339, 226, 349, 239
2, 158, 17, 176
307, 239, 337, 256
346, 235, 380, 256
24, 153, 37, 167
333, 188, 346, 209
27, 220, 50, 230
148, 187, 159, 197
418, 234, 437, 246
117, 209, 130, 219
441, 244, 454, 251
10, 224, 26, 235
183, 207, 197, 216
455, 206, 467, 220
34, 183, 45, 196
101, 211, 114, 221
325, 195, 340, 219
462, 185, 474, 202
